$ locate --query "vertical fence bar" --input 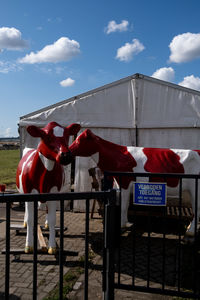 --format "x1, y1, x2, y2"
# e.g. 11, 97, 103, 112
59, 199, 64, 300
84, 198, 89, 300
147, 215, 151, 289
193, 178, 198, 295
103, 190, 116, 300
162, 177, 167, 292
177, 178, 182, 293
5, 200, 10, 300
33, 200, 38, 300
132, 217, 136, 287
117, 177, 122, 285
162, 214, 166, 291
